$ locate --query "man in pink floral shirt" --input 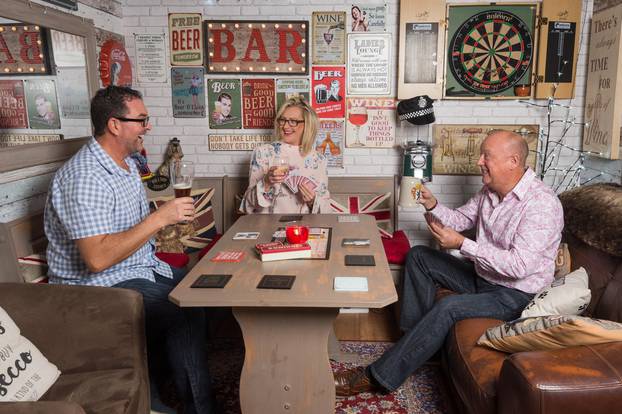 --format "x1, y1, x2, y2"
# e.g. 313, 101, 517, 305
335, 130, 563, 396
